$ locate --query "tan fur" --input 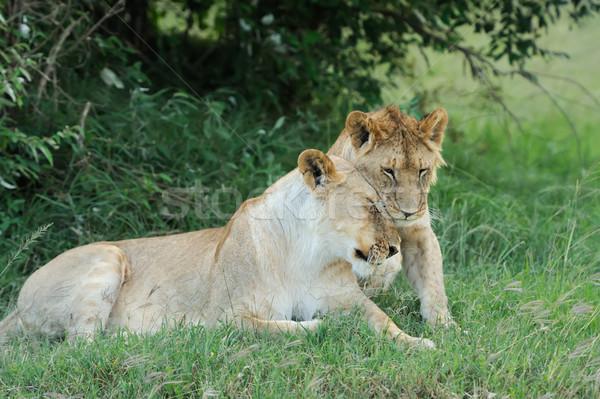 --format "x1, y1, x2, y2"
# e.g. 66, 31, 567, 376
328, 105, 453, 326
0, 150, 434, 349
